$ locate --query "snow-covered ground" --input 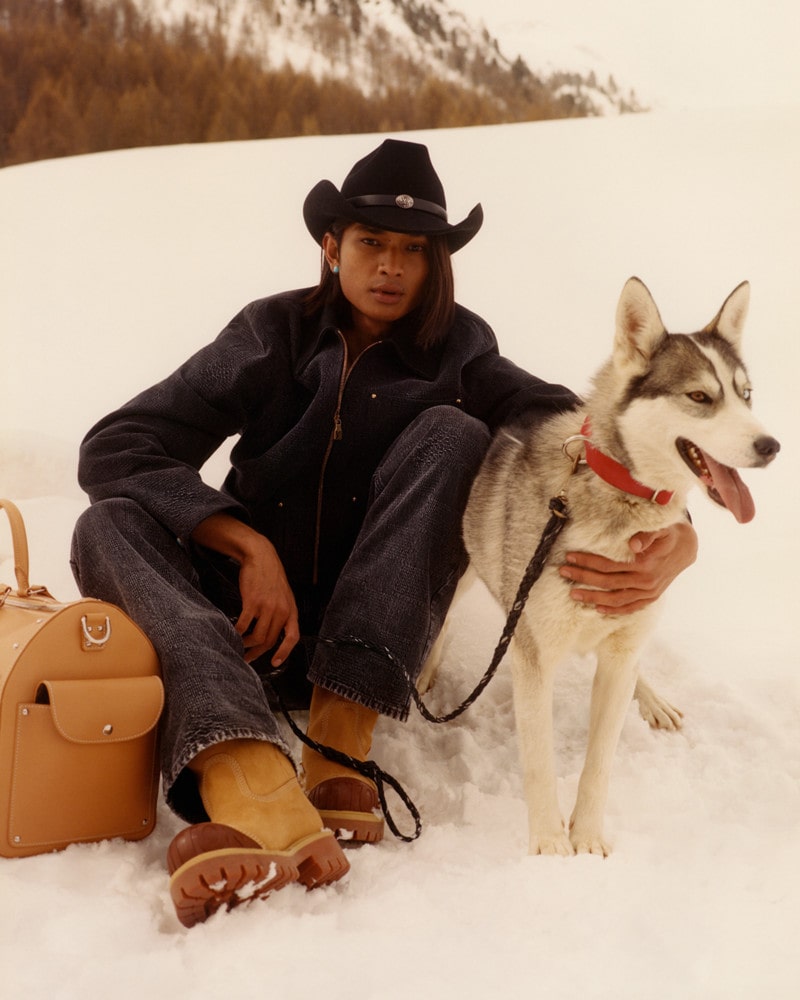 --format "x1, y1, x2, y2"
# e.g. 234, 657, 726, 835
1, 107, 798, 997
